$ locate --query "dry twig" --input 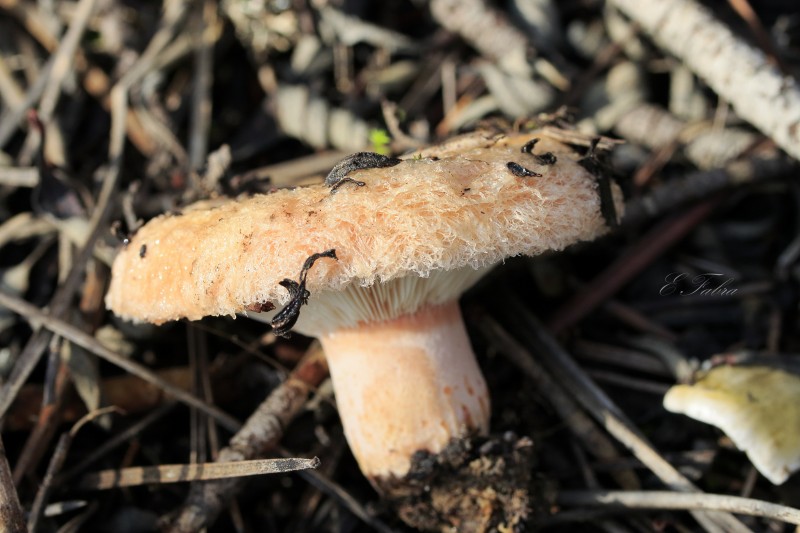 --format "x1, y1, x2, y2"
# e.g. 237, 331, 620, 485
557, 490, 800, 526
79, 457, 320, 490
608, 0, 800, 160
0, 436, 25, 533
27, 407, 120, 532
622, 154, 796, 227
168, 344, 328, 532
0, 290, 241, 432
